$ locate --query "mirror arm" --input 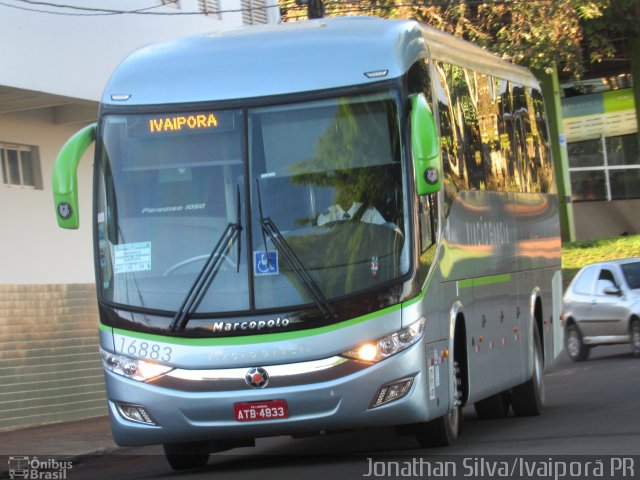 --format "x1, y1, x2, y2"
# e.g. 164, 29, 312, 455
52, 123, 97, 229
410, 94, 442, 196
